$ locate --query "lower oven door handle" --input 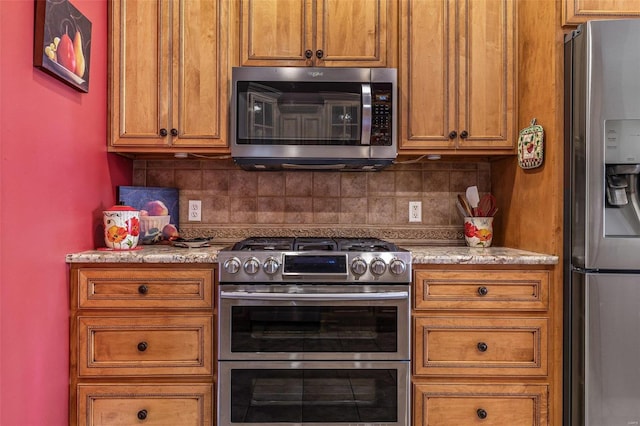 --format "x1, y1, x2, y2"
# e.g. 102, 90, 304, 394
220, 290, 409, 301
